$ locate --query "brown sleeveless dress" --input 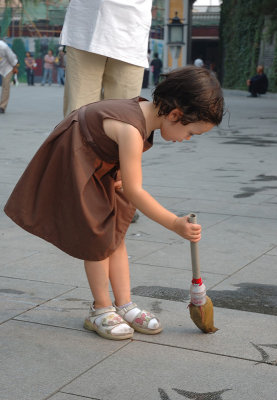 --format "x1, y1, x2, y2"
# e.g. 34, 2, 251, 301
4, 97, 154, 261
